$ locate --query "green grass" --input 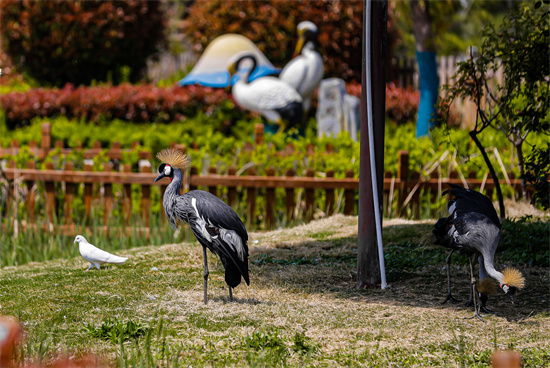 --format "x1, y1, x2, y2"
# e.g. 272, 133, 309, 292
0, 215, 549, 367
